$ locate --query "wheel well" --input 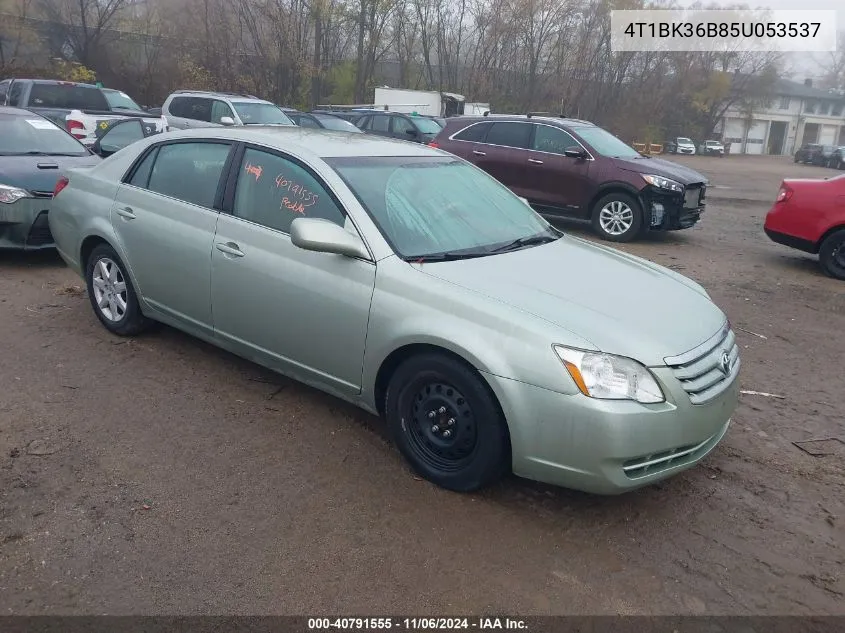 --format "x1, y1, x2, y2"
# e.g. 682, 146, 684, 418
587, 186, 642, 217
815, 224, 845, 254
80, 236, 109, 270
